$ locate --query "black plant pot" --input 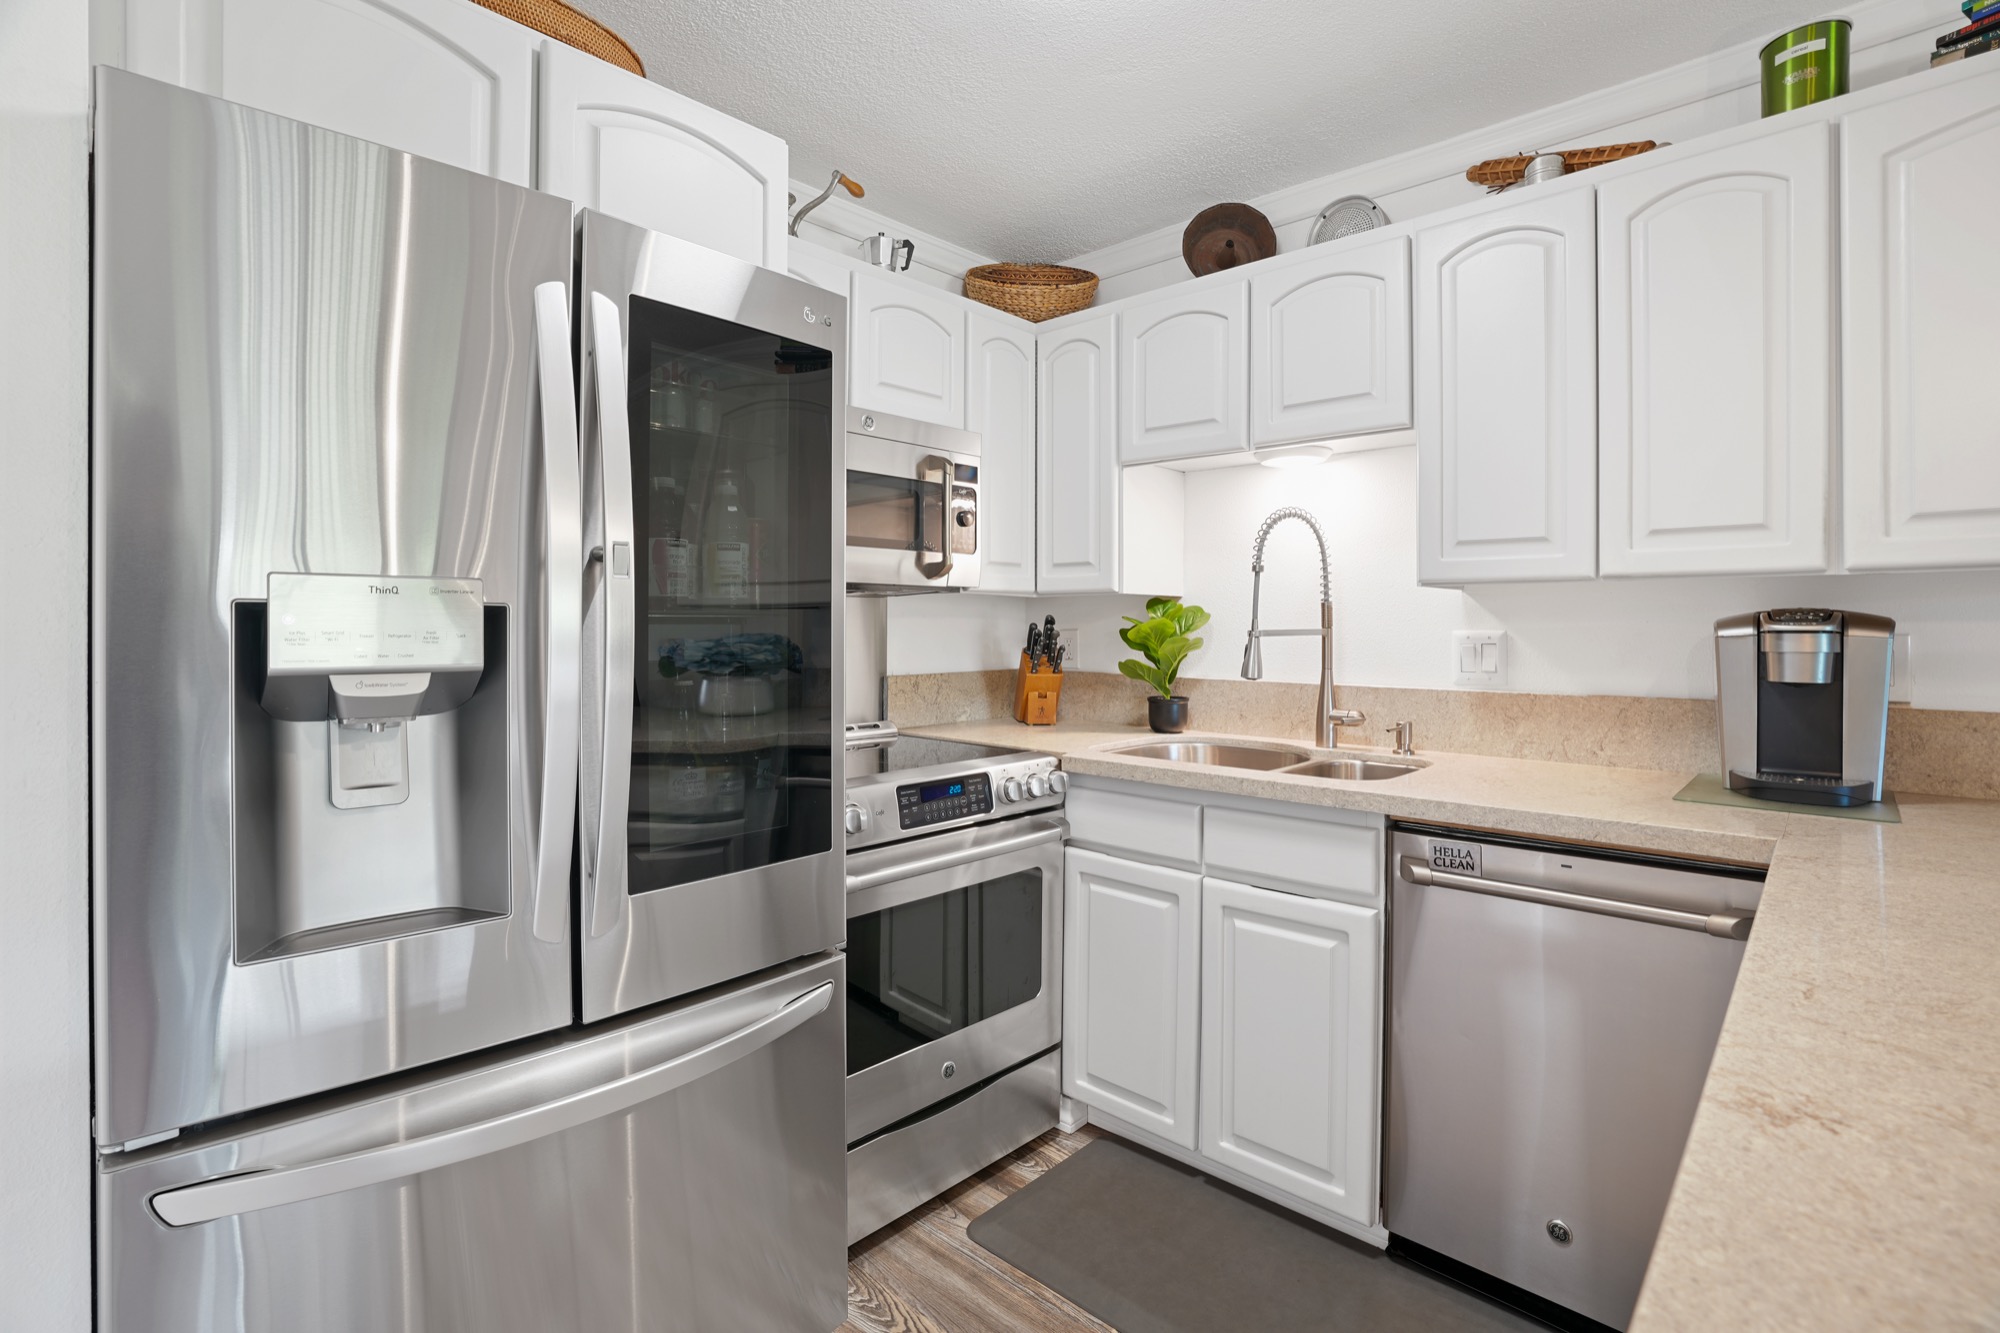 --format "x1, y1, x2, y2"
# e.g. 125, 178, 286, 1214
1148, 694, 1190, 734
